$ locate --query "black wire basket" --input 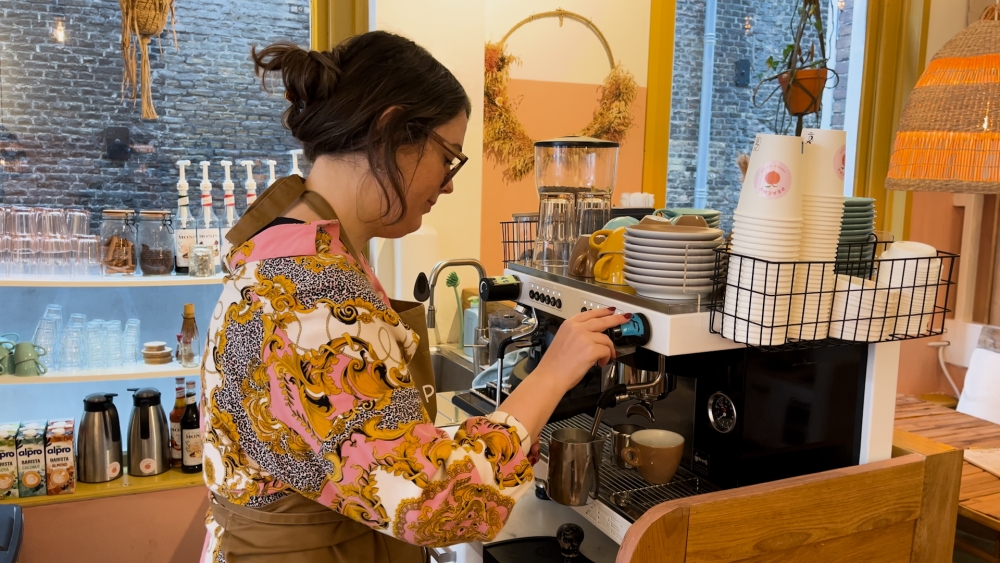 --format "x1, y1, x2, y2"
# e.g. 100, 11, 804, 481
501, 218, 537, 268
709, 239, 958, 351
